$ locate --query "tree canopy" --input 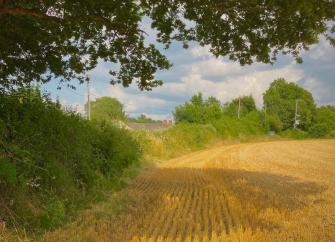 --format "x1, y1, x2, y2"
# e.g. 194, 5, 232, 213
174, 93, 222, 123
263, 78, 316, 130
128, 114, 162, 123
309, 106, 335, 137
1, 0, 334, 90
223, 95, 257, 118
89, 97, 126, 122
